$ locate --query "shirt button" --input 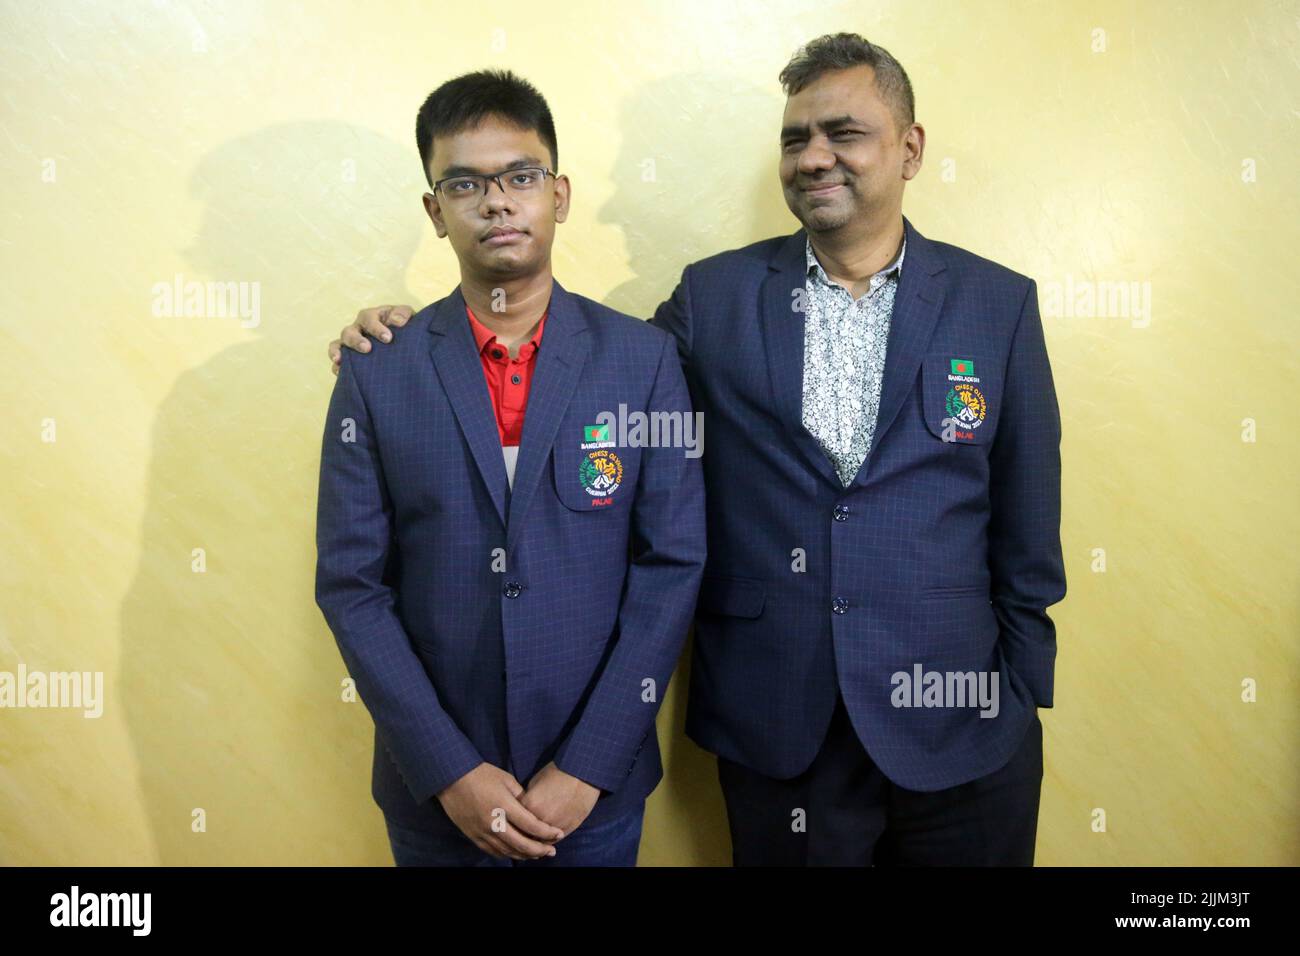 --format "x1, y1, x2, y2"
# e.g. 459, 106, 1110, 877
511, 374, 521, 385
503, 581, 524, 599
833, 504, 849, 521
832, 596, 849, 615
492, 348, 504, 359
